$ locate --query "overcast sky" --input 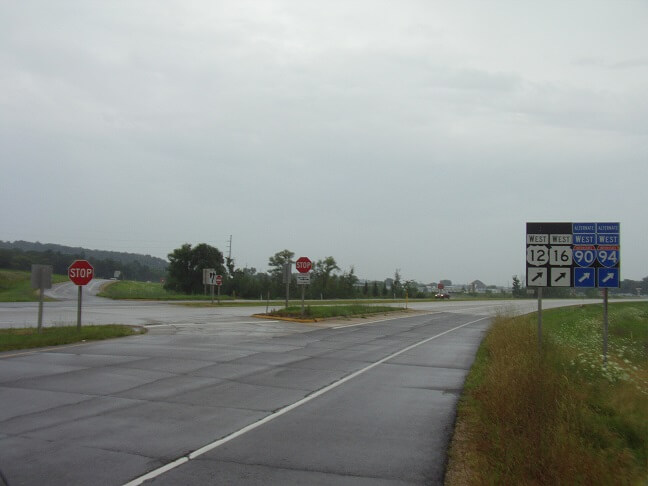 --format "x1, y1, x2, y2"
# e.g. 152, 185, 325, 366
1, 1, 647, 286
